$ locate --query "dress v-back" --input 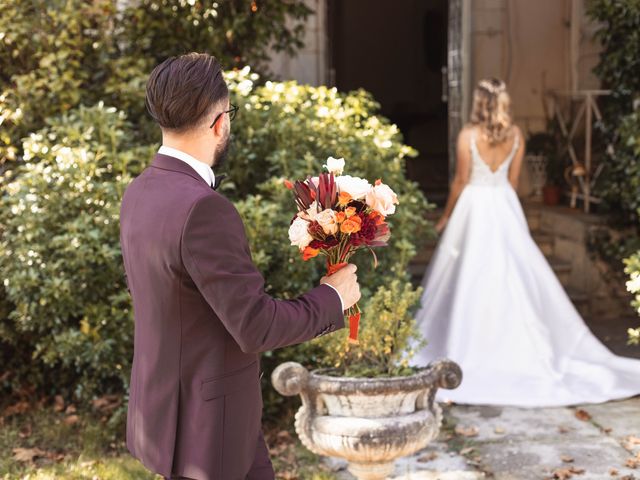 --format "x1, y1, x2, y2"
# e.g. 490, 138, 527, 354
411, 129, 640, 406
